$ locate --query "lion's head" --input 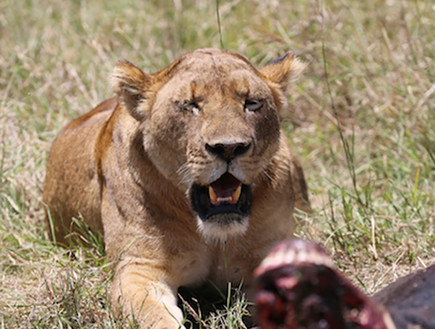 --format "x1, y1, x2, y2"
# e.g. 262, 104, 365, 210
111, 48, 304, 240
